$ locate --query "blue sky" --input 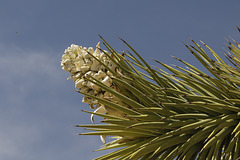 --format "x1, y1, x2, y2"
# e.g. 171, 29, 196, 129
0, 1, 240, 160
